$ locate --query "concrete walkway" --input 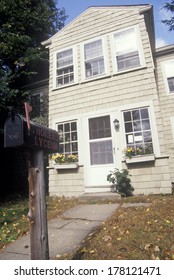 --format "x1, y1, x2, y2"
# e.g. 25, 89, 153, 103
0, 203, 120, 260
